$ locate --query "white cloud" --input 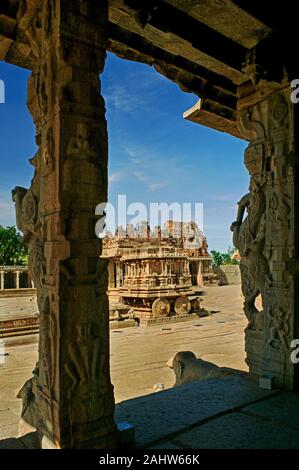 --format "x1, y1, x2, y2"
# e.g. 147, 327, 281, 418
109, 171, 124, 183
148, 181, 169, 192
124, 146, 142, 164
133, 169, 169, 193
133, 171, 147, 182
105, 84, 145, 116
